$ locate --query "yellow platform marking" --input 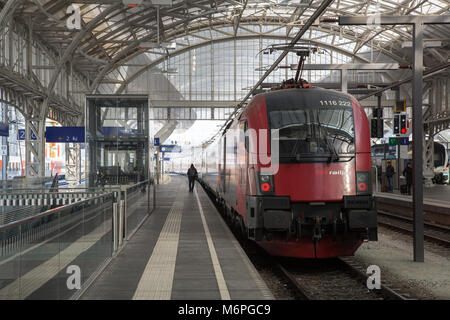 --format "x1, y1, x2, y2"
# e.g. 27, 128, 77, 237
133, 186, 182, 300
